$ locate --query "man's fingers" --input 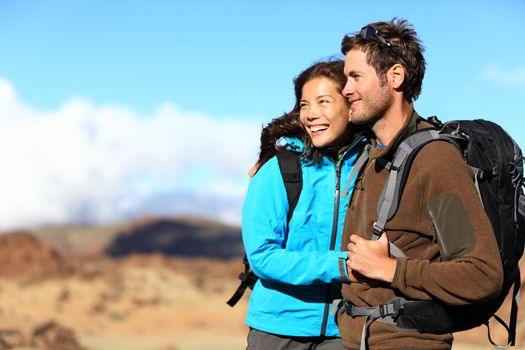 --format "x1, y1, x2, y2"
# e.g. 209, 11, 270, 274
349, 234, 364, 244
